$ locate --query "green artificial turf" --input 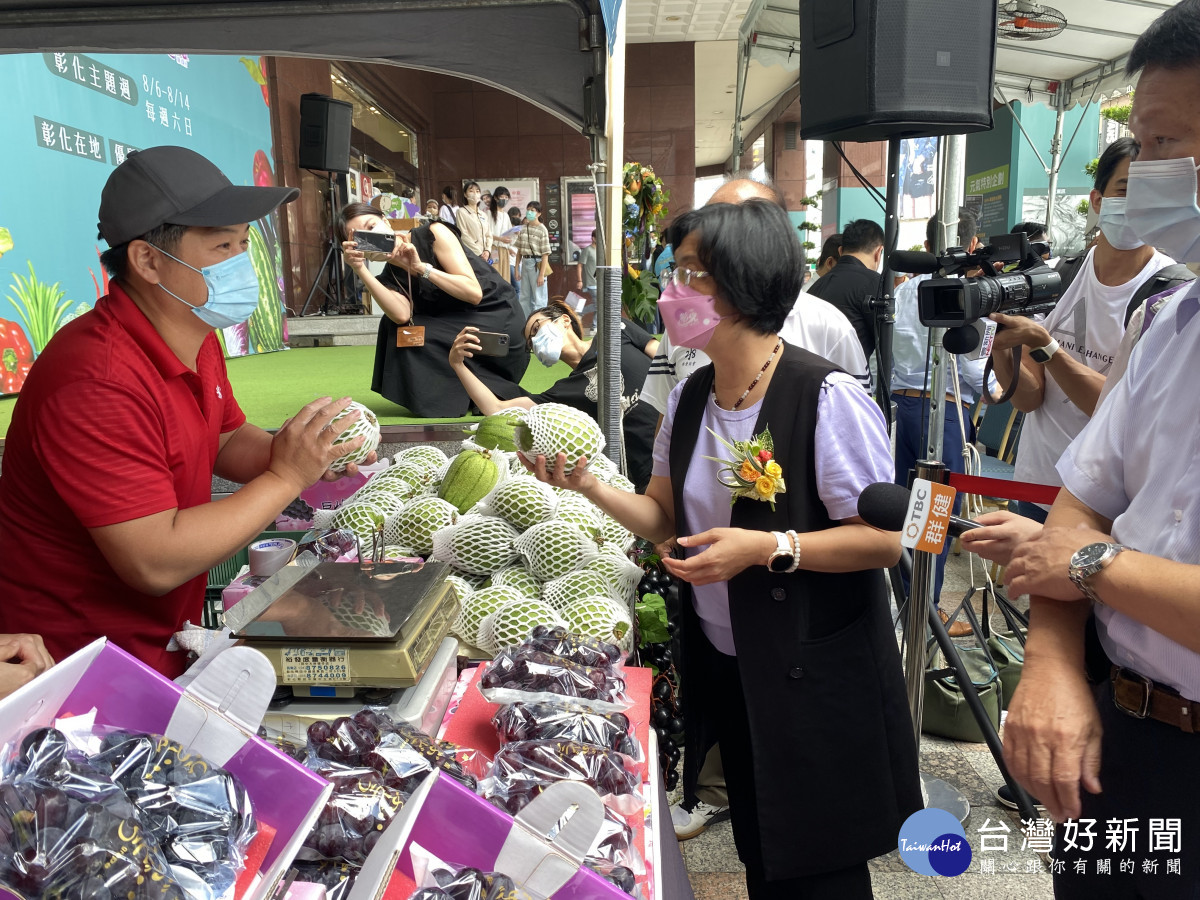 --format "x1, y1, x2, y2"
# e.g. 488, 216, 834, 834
0, 345, 571, 437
